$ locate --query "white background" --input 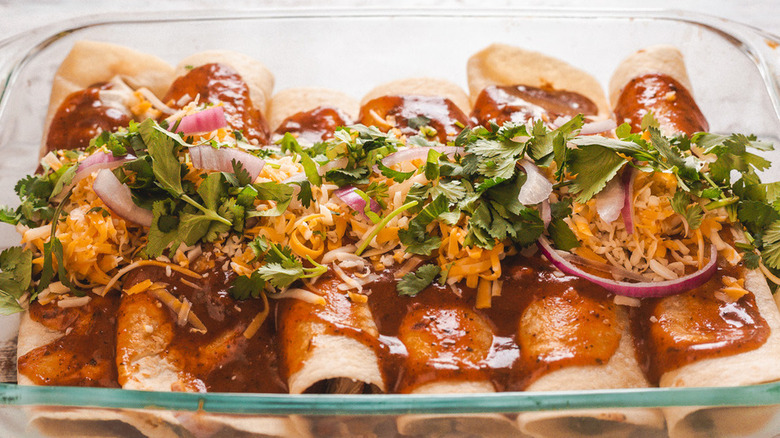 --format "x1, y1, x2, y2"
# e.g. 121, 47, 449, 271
0, 0, 778, 39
